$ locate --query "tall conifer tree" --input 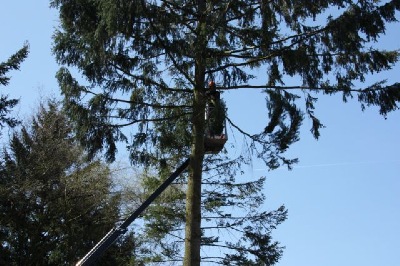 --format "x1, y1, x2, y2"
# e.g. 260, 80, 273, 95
51, 1, 400, 264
